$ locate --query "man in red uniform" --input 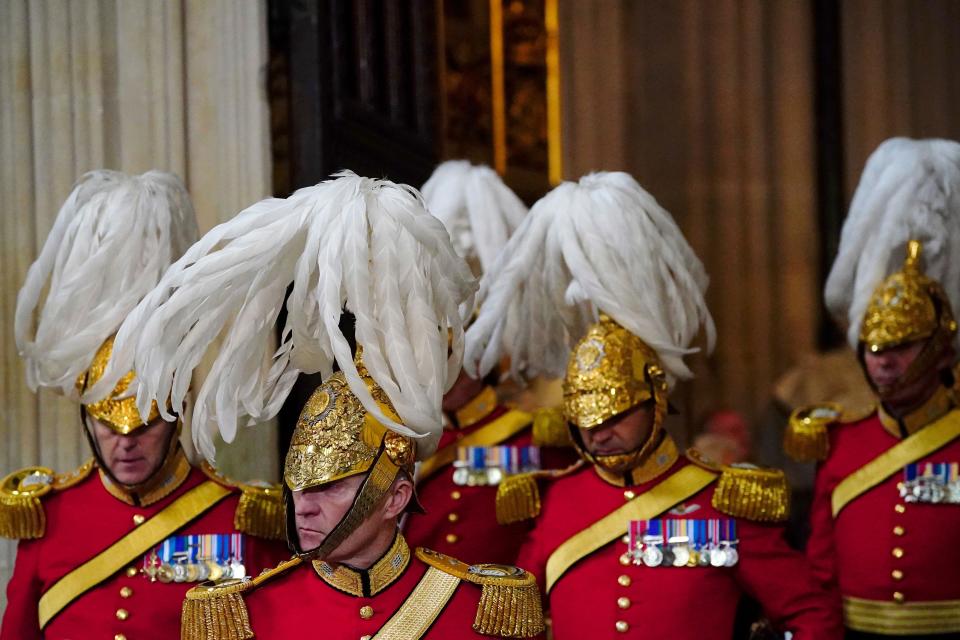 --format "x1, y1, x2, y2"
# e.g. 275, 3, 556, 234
466, 171, 843, 638
406, 160, 576, 564
0, 171, 286, 639
183, 363, 543, 639
786, 138, 960, 638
